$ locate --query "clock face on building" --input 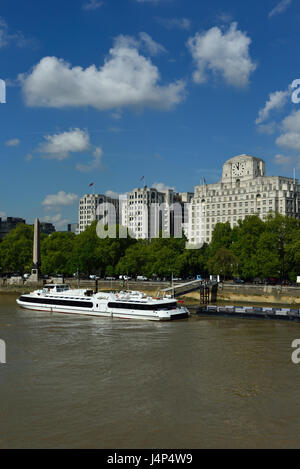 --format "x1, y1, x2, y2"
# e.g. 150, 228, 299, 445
232, 162, 246, 177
